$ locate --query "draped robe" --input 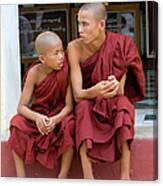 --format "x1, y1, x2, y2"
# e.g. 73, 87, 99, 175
75, 32, 145, 162
8, 56, 75, 169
